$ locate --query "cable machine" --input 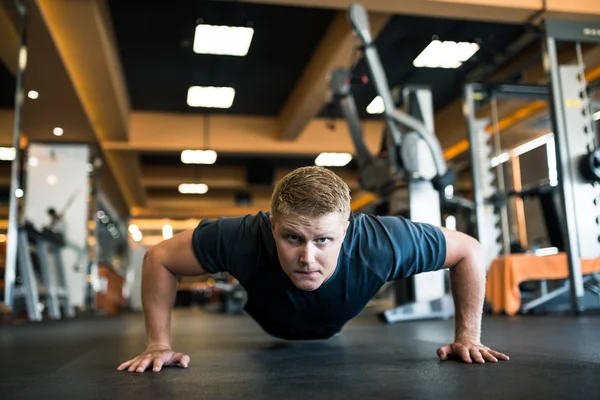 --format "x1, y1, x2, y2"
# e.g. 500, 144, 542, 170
330, 4, 456, 323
